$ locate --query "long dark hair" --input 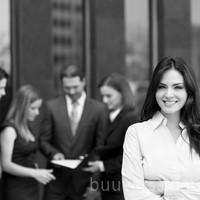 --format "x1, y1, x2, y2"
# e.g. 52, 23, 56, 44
99, 72, 135, 110
141, 56, 200, 156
